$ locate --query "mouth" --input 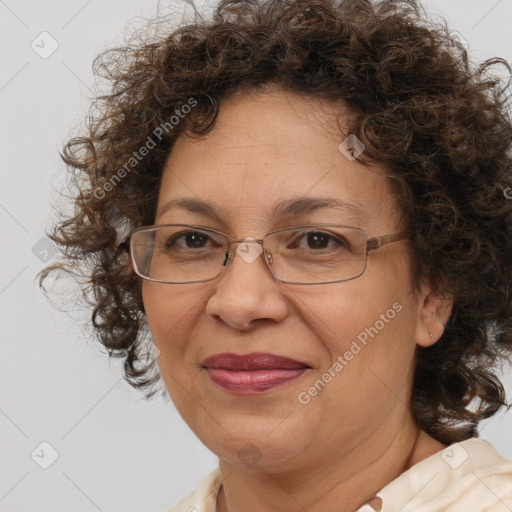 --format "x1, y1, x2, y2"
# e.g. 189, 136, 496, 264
201, 352, 311, 395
